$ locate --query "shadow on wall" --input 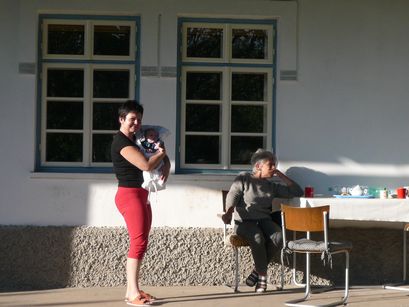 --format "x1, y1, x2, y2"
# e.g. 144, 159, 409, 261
0, 226, 74, 290
285, 166, 408, 195
285, 166, 330, 194
0, 225, 131, 291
